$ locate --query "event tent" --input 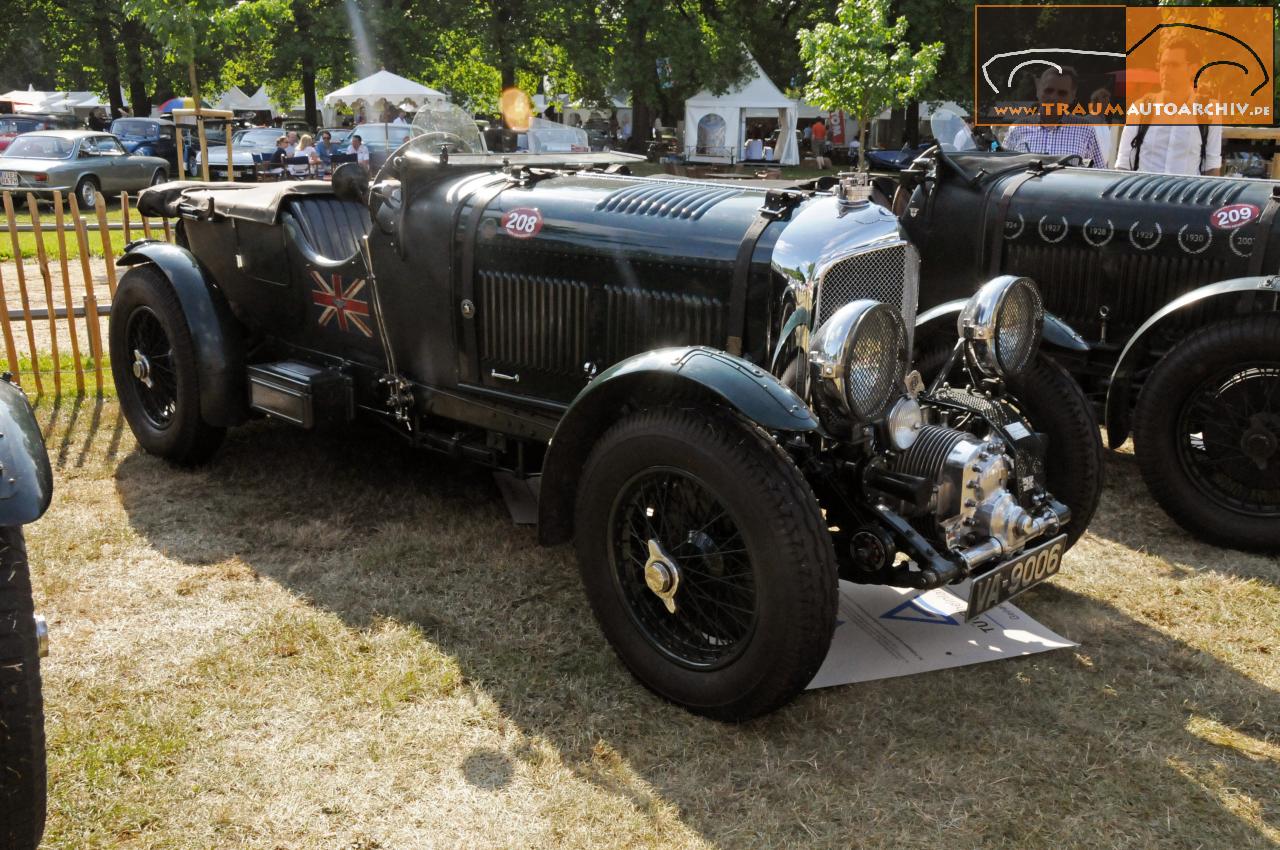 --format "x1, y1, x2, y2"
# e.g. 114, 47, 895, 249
215, 86, 254, 112
683, 59, 799, 165
321, 70, 446, 125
